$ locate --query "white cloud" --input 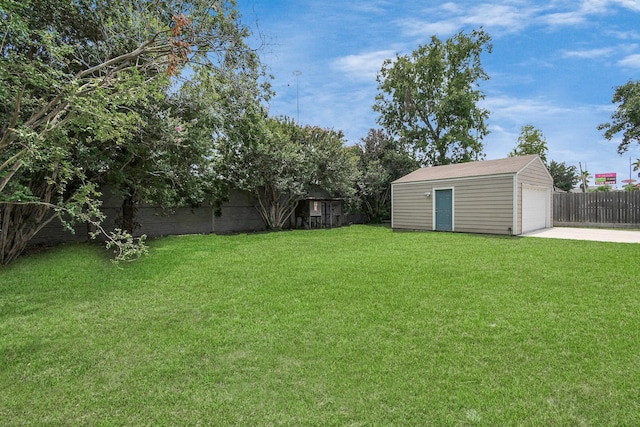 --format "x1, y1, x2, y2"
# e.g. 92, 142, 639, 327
439, 2, 464, 14
392, 1, 639, 38
611, 0, 640, 11
579, 0, 611, 14
535, 0, 640, 29
395, 18, 460, 38
562, 43, 638, 61
537, 0, 640, 28
482, 96, 575, 122
463, 4, 533, 30
608, 29, 640, 40
562, 47, 615, 58
349, 0, 394, 14
480, 95, 617, 163
572, 0, 640, 15
391, 1, 640, 42
396, 3, 531, 37
331, 50, 397, 81
540, 11, 588, 26
618, 53, 640, 68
